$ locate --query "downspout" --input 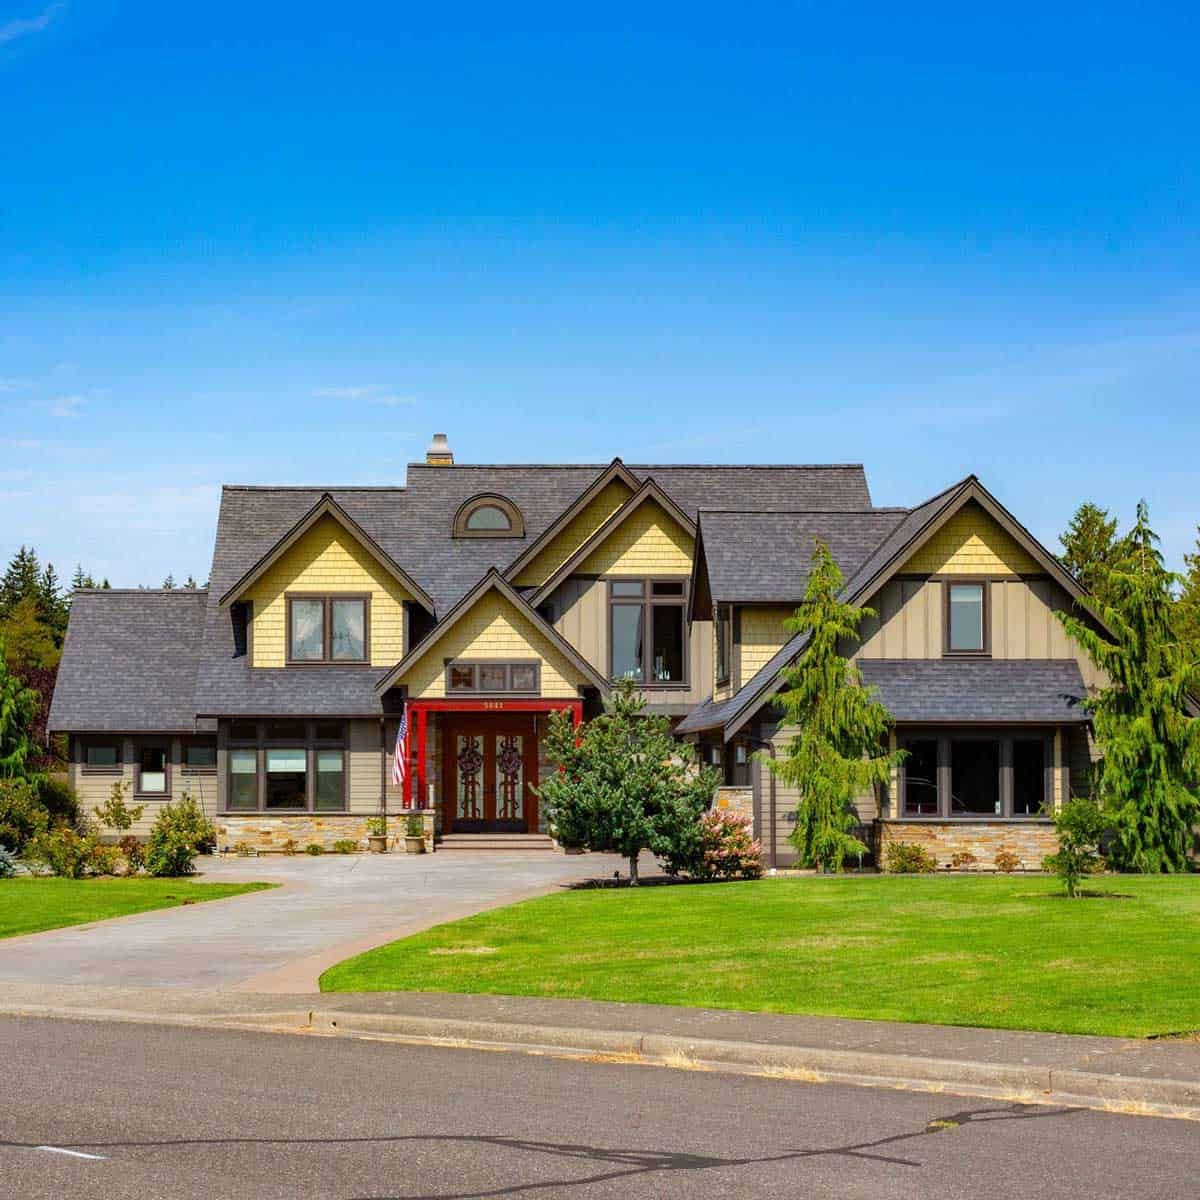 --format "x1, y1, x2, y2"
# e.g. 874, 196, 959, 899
741, 730, 777, 872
